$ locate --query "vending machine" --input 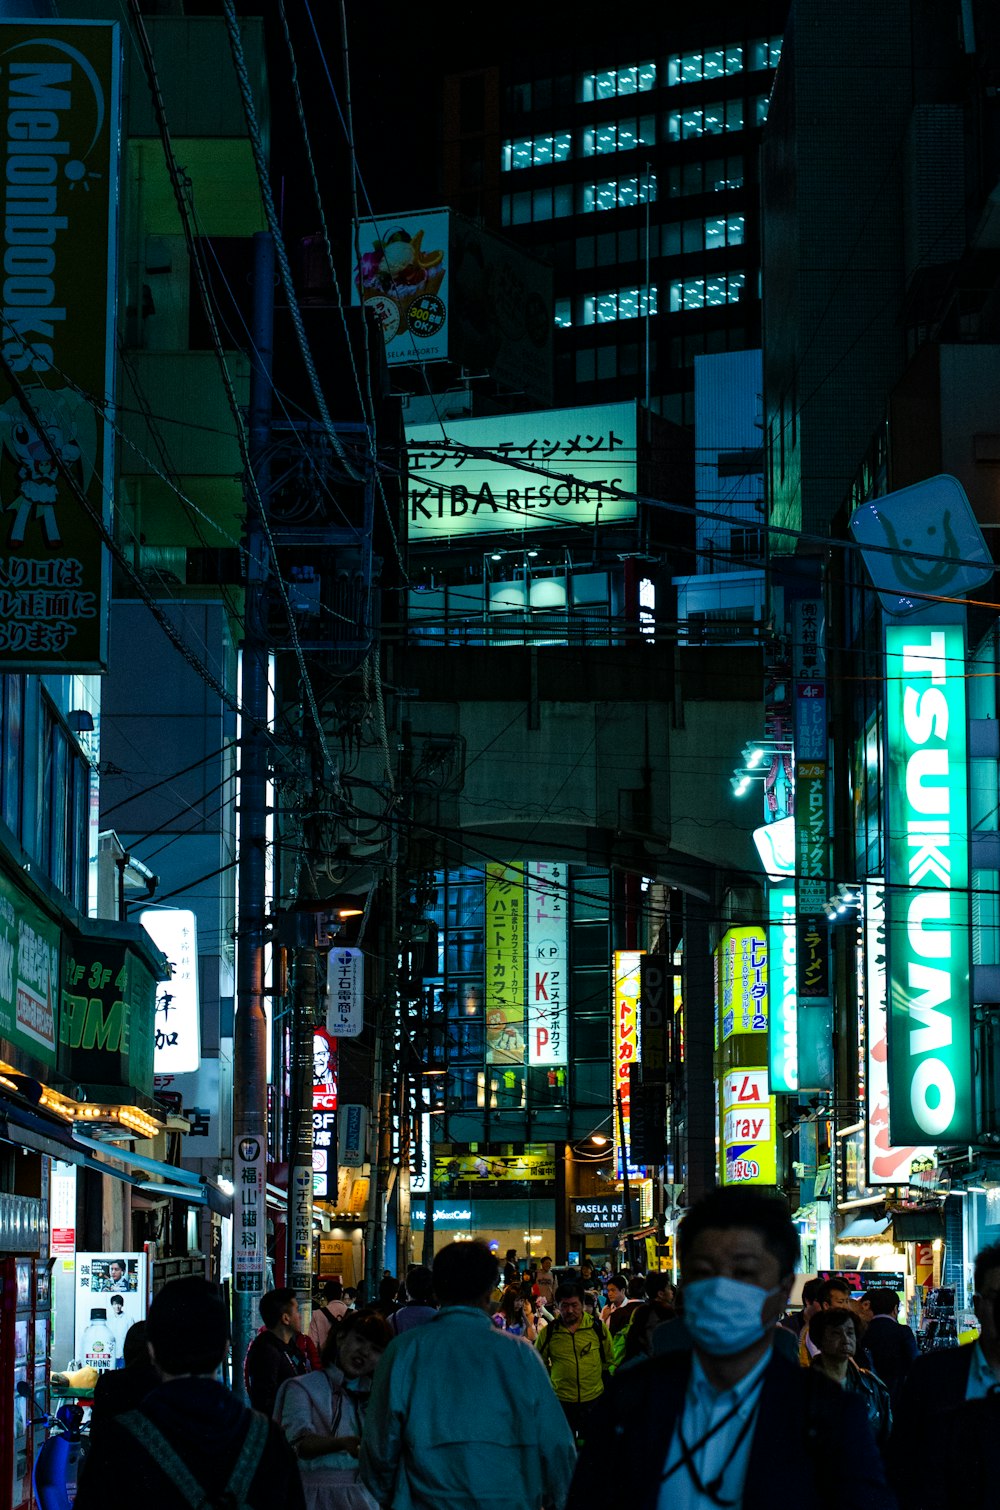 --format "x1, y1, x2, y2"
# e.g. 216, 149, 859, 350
0, 1255, 50, 1510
